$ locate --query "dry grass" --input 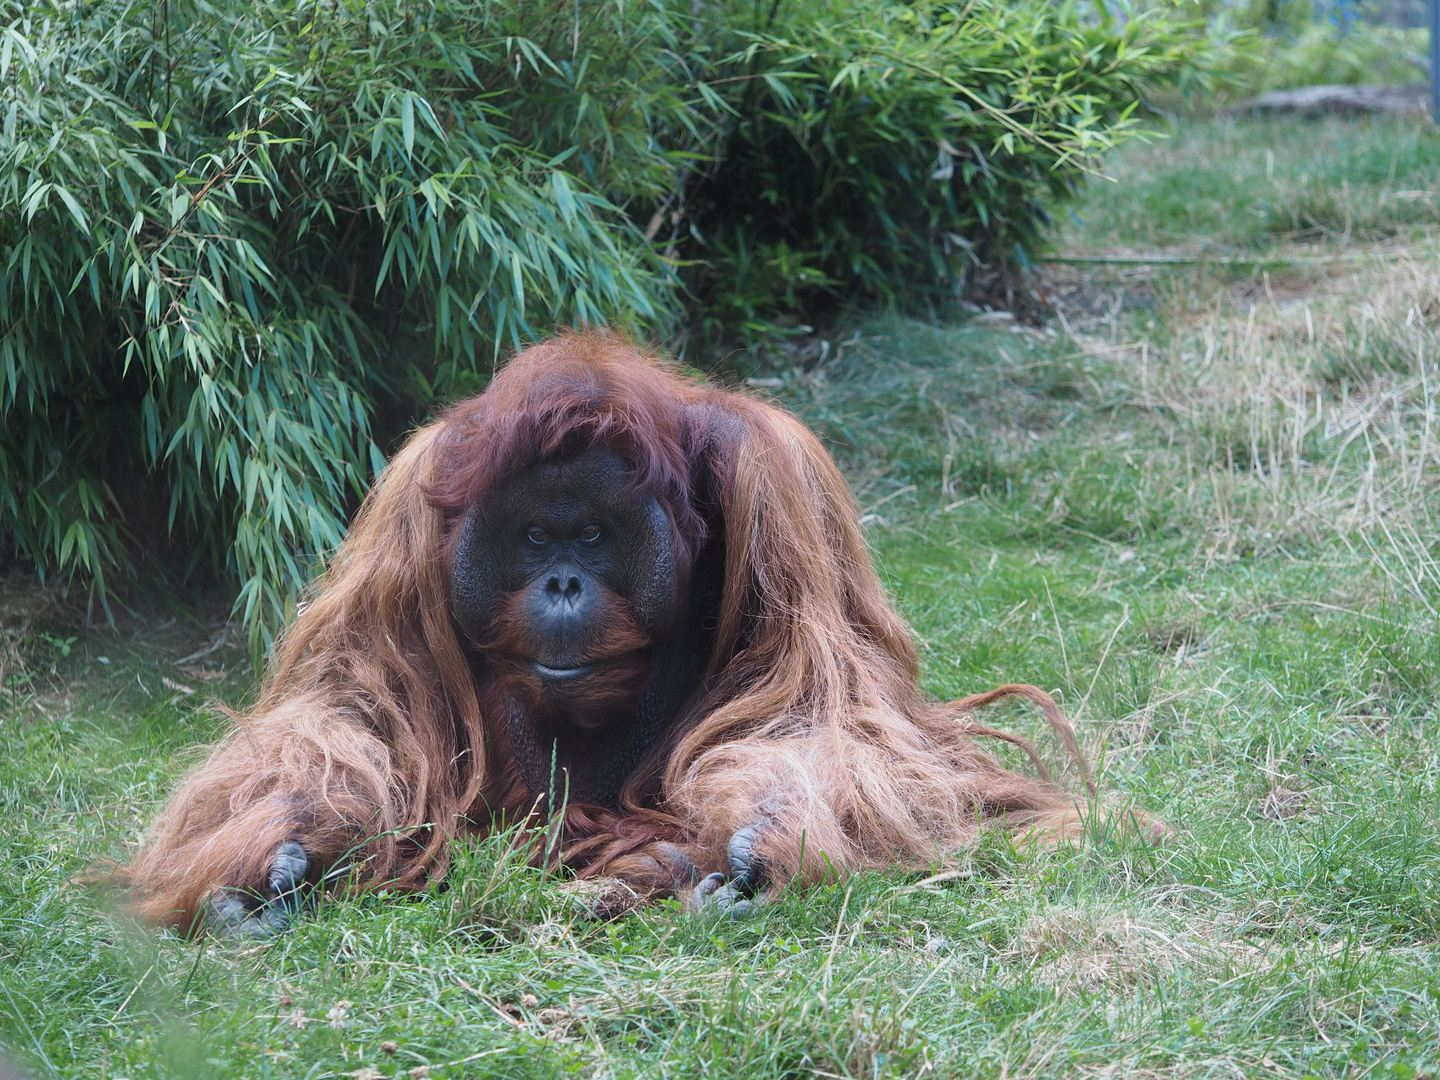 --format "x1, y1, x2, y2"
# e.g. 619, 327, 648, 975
1030, 242, 1440, 639
1011, 904, 1196, 991
0, 568, 70, 688
1149, 252, 1440, 556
